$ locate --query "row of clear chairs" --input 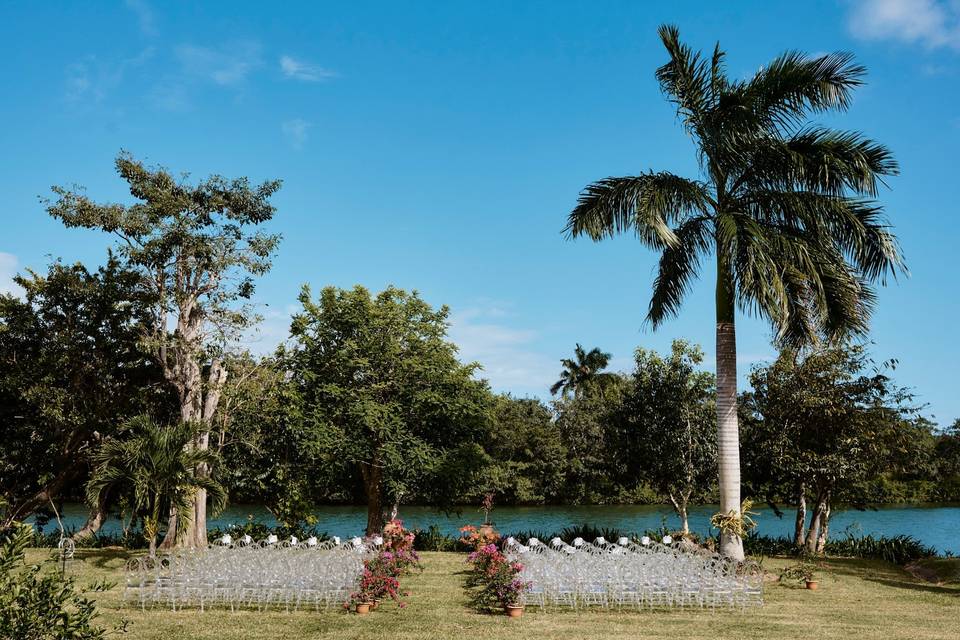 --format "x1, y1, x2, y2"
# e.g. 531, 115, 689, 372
505, 536, 763, 610
123, 537, 376, 611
